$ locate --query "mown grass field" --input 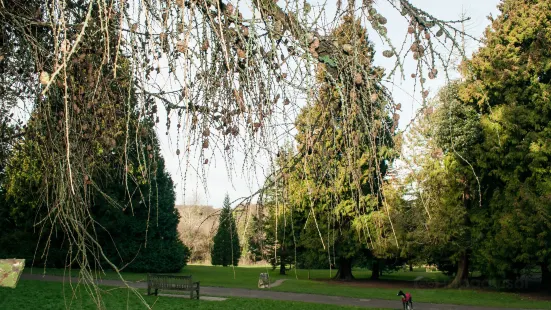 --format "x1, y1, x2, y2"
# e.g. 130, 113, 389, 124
0, 280, 389, 310
24, 265, 448, 288
274, 280, 551, 309
23, 265, 551, 309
